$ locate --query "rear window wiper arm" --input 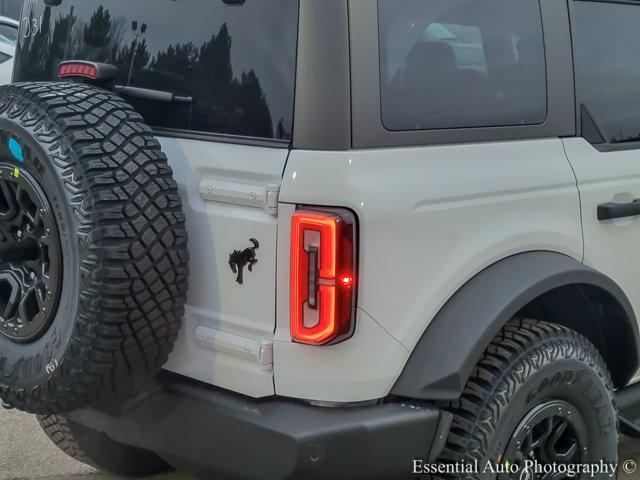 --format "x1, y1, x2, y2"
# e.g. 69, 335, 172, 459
113, 85, 193, 104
